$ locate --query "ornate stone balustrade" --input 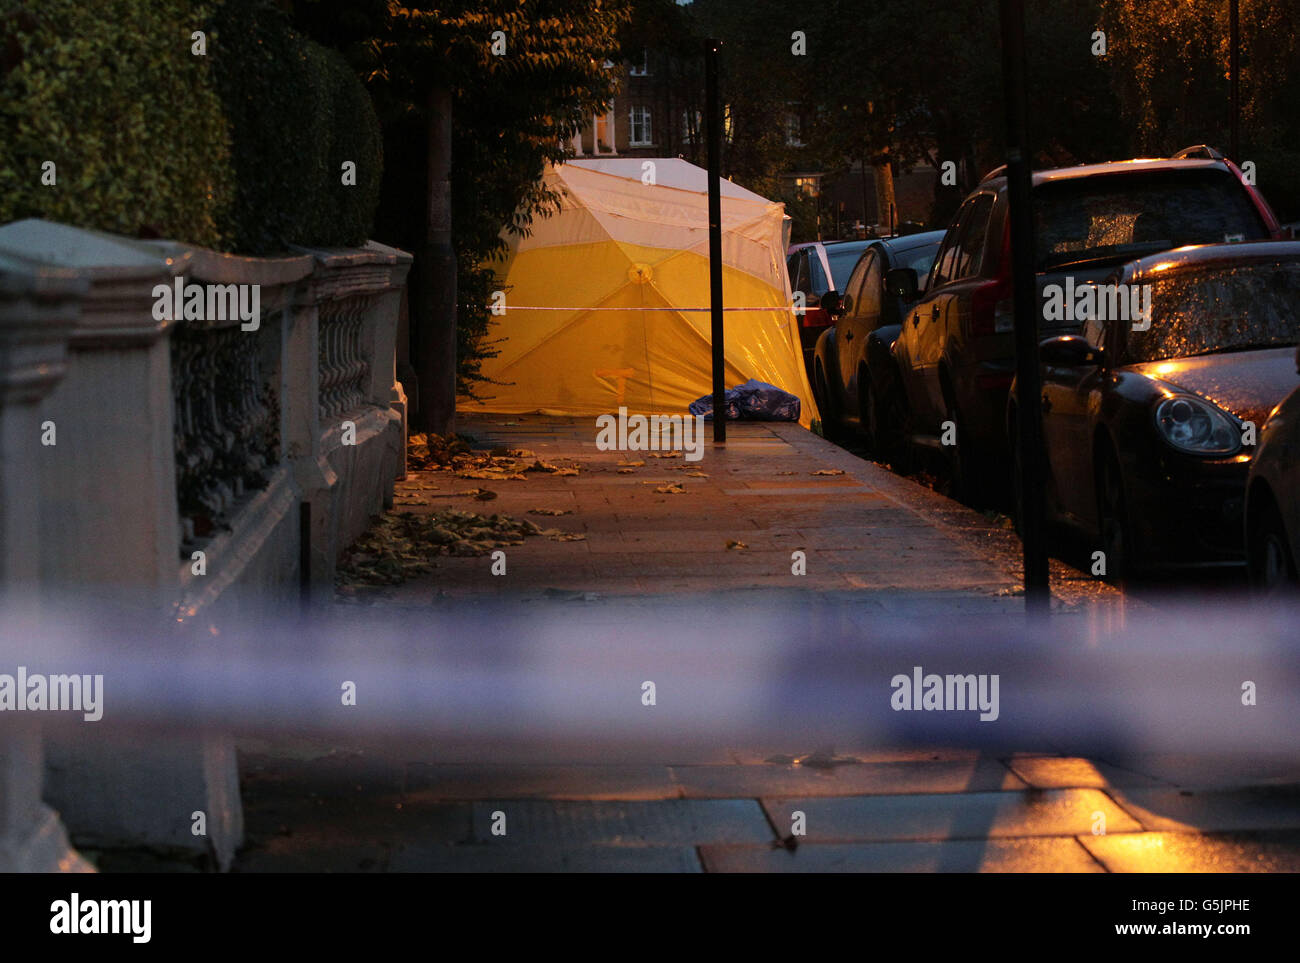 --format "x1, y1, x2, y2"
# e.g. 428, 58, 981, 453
172, 320, 280, 551
317, 295, 369, 422
0, 219, 411, 871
